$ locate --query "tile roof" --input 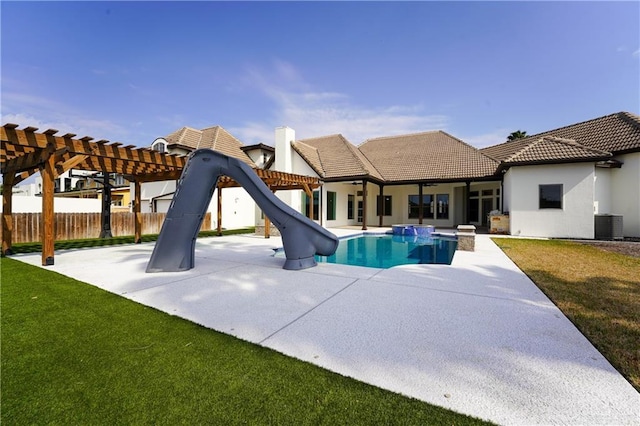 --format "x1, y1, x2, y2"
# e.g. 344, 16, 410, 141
292, 134, 384, 181
481, 111, 640, 162
502, 137, 611, 165
164, 125, 254, 166
358, 131, 500, 182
